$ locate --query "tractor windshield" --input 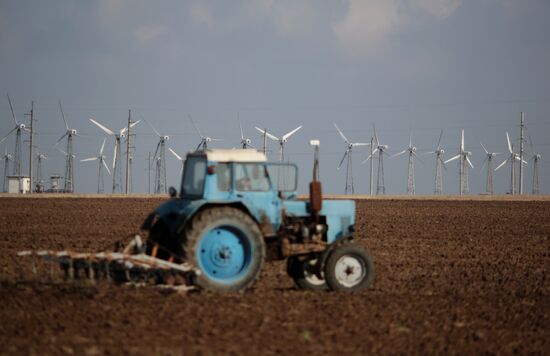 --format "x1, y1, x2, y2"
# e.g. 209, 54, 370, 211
266, 163, 298, 192
181, 155, 206, 198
